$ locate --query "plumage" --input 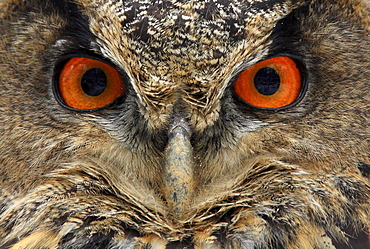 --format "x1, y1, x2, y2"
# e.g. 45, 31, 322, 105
0, 0, 369, 248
